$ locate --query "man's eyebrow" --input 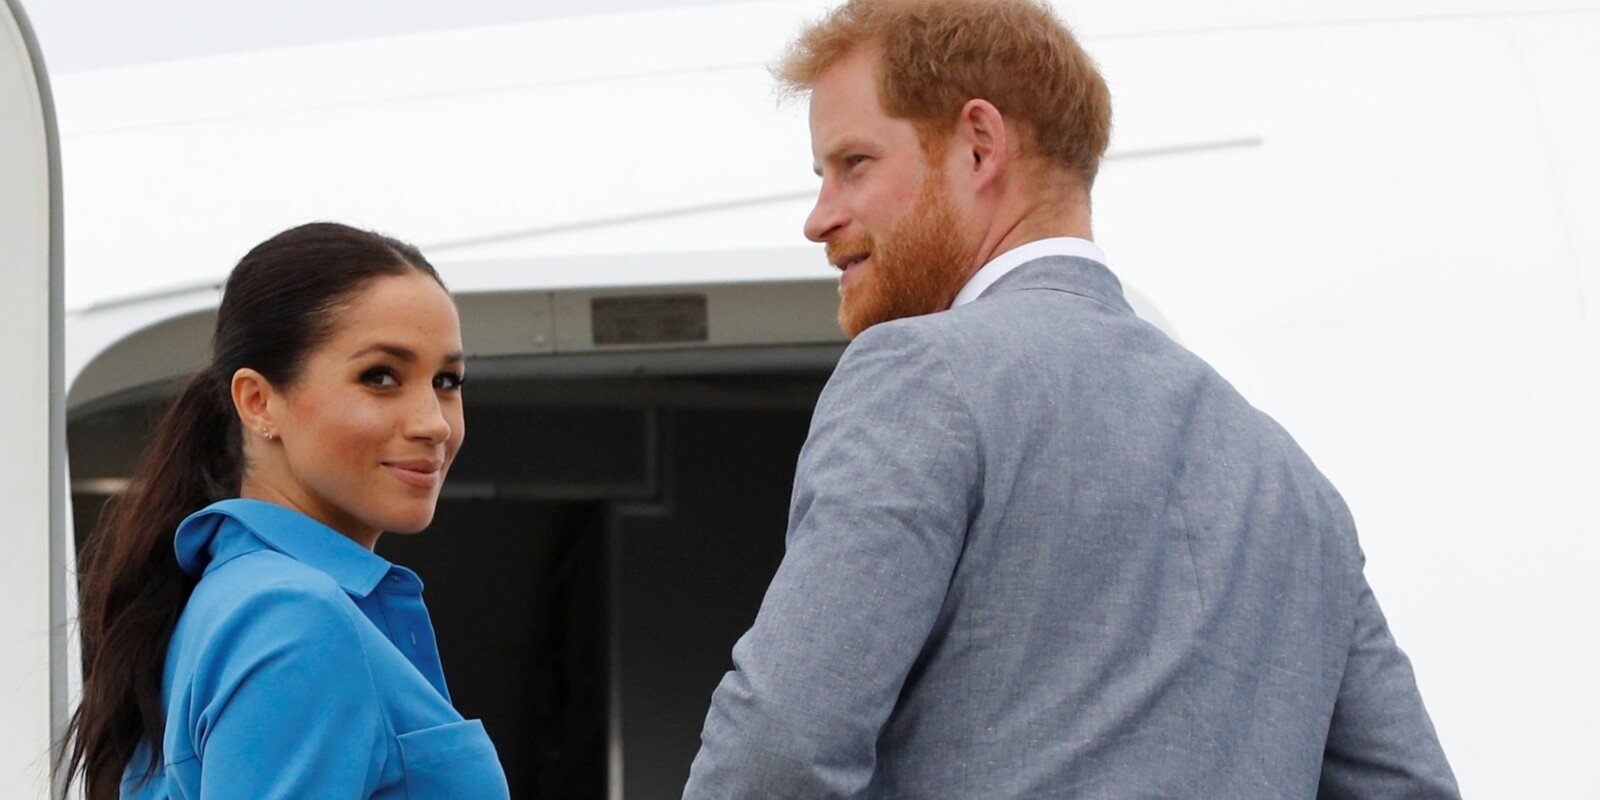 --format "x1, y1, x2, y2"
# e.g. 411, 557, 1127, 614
813, 139, 873, 176
349, 344, 465, 365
